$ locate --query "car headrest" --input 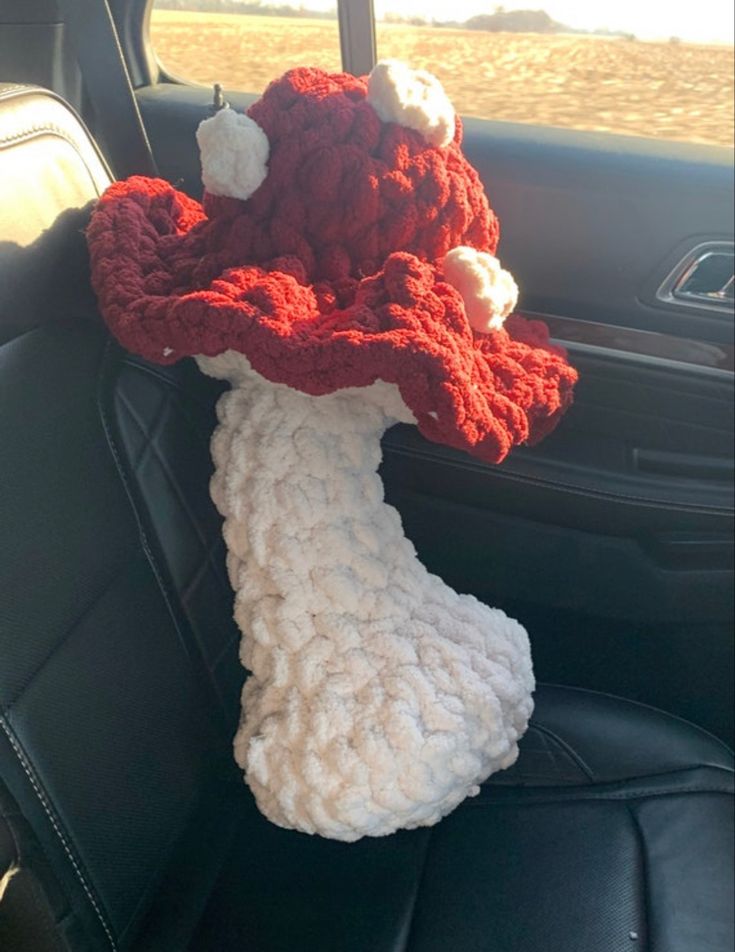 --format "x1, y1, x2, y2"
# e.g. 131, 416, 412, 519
0, 84, 112, 342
